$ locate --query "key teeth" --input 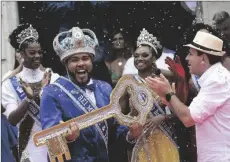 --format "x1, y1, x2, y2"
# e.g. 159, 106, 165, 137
57, 155, 64, 162
50, 157, 56, 162
65, 152, 71, 160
